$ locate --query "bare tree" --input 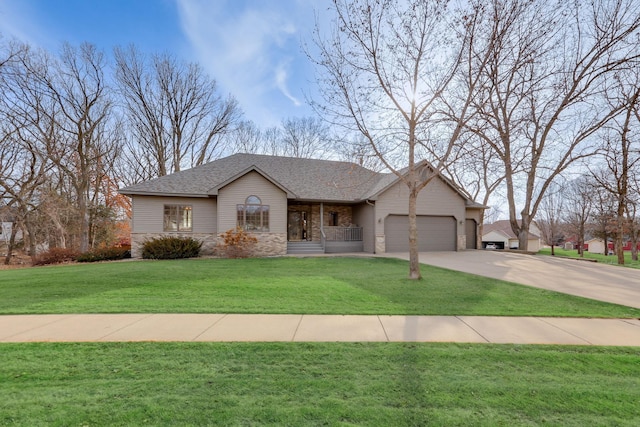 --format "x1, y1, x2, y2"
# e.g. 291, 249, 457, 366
589, 77, 640, 264
627, 173, 640, 261
312, 0, 482, 279
227, 121, 263, 154
0, 129, 50, 263
445, 132, 505, 239
590, 180, 617, 256
0, 37, 25, 70
6, 43, 119, 253
52, 43, 119, 253
538, 183, 565, 256
465, 0, 640, 251
227, 117, 331, 159
0, 42, 51, 261
626, 74, 640, 261
563, 176, 593, 257
279, 116, 330, 159
114, 46, 241, 180
334, 133, 384, 170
